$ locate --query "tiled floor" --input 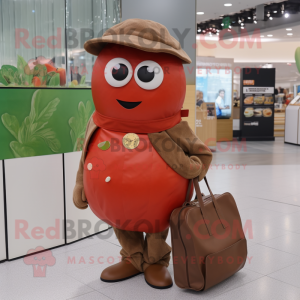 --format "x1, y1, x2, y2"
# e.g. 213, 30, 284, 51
1, 138, 300, 299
